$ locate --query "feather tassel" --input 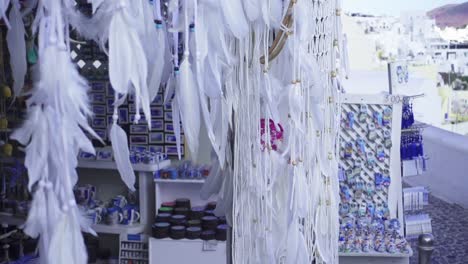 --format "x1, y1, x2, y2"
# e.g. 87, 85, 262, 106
0, 0, 11, 29
110, 122, 136, 191
171, 97, 182, 160
48, 210, 87, 264
147, 21, 167, 103
177, 1, 200, 158
219, 0, 248, 39
242, 0, 261, 22
6, 0, 26, 97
